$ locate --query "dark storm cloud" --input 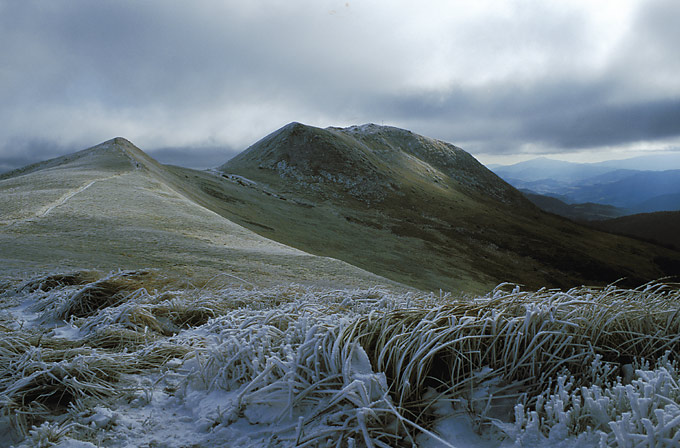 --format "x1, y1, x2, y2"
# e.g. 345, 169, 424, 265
365, 80, 610, 152
372, 83, 680, 154
0, 2, 256, 110
348, 0, 680, 156
1, 0, 680, 168
0, 138, 71, 175
527, 99, 680, 149
0, 0, 411, 156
